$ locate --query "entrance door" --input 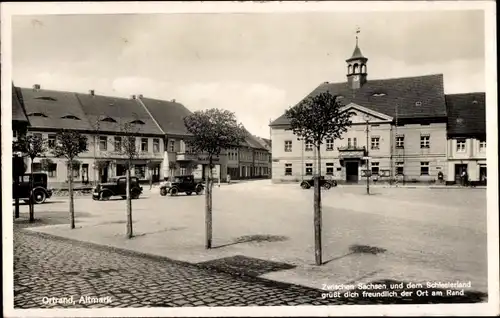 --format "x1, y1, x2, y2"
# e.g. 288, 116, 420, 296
116, 164, 126, 177
82, 164, 89, 184
345, 161, 359, 183
153, 165, 160, 183
479, 166, 487, 184
454, 164, 467, 184
100, 166, 109, 183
